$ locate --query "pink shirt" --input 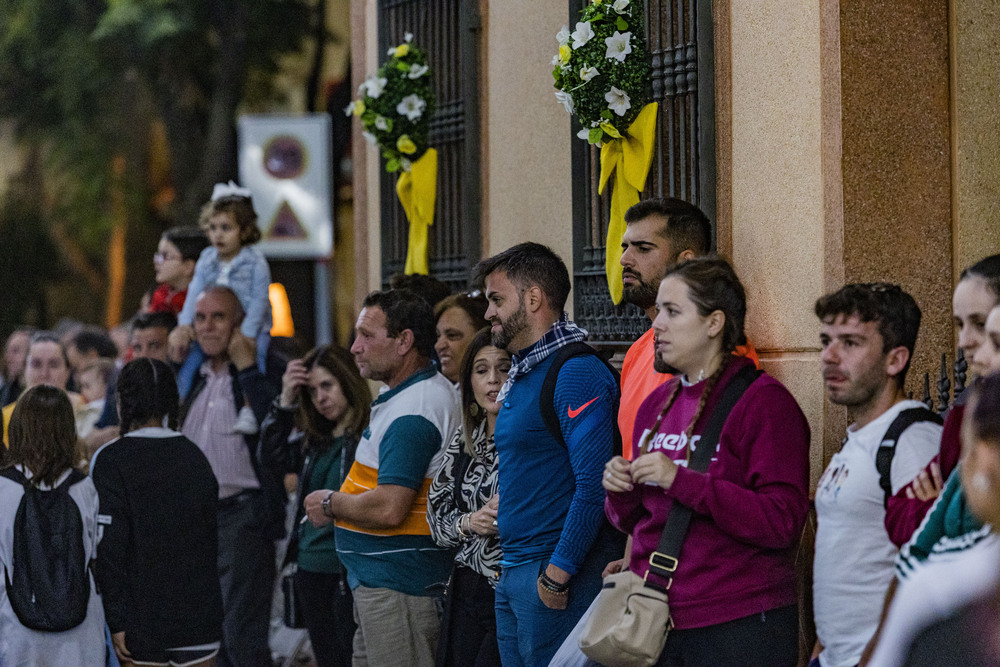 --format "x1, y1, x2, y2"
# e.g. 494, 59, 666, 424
181, 363, 260, 499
